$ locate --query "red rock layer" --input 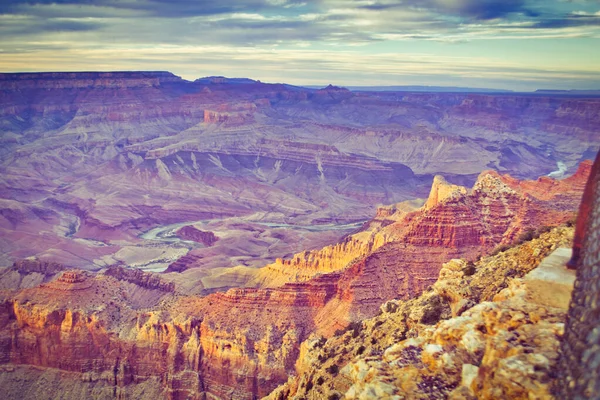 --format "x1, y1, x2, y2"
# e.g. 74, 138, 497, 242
0, 165, 591, 399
